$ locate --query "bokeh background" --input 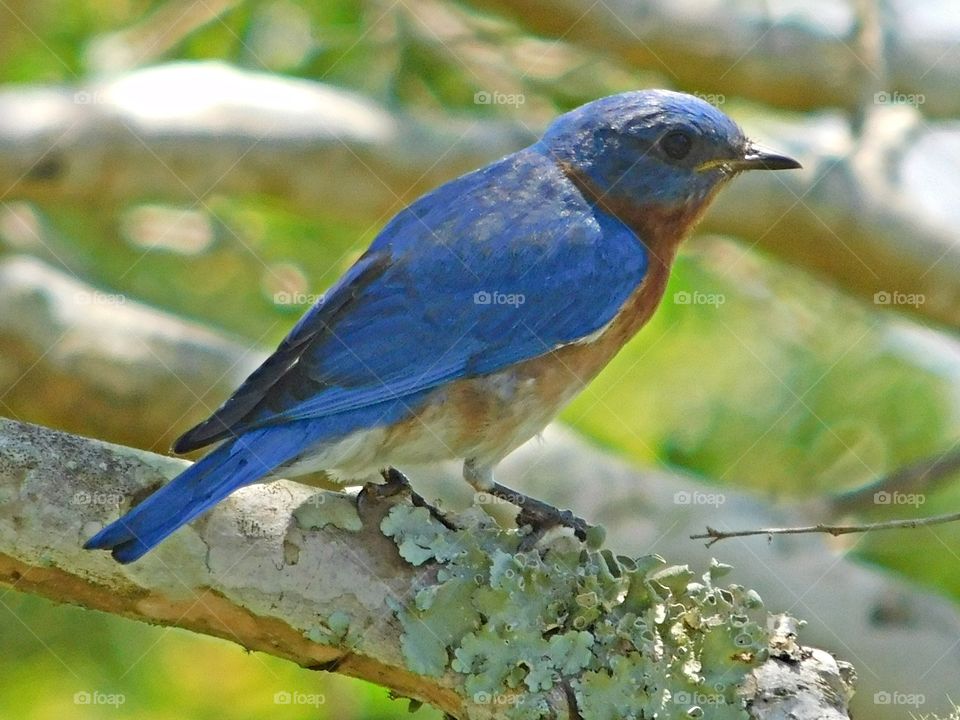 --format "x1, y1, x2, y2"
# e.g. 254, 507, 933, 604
2, 0, 960, 718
